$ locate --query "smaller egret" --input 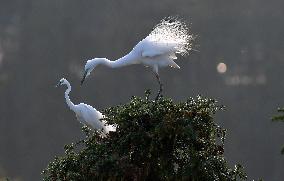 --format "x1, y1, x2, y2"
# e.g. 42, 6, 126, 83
81, 17, 194, 99
56, 78, 115, 135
